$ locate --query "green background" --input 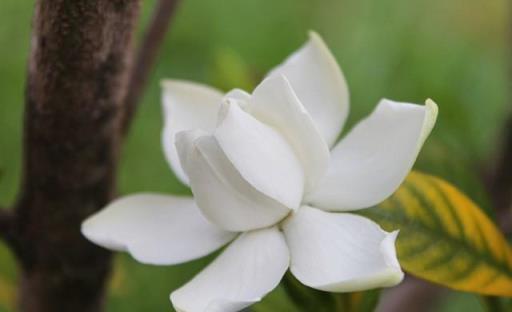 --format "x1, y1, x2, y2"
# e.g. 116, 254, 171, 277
0, 0, 508, 311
